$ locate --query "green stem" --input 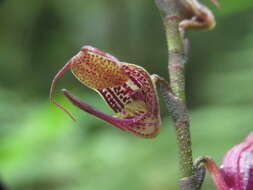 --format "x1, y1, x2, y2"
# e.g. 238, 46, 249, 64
154, 0, 195, 187
154, 1, 217, 189
164, 15, 193, 178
